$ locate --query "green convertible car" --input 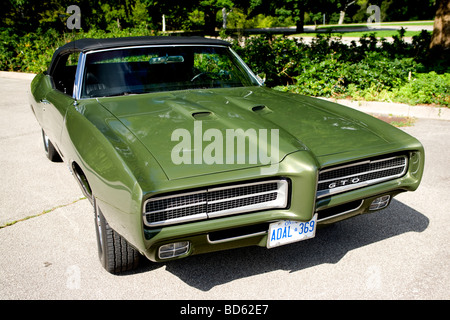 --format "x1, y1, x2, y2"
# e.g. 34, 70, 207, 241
30, 36, 424, 274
